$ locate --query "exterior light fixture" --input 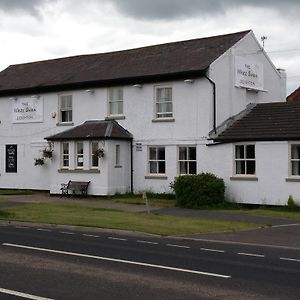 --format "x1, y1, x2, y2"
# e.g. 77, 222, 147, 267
184, 79, 194, 83
31, 95, 40, 98
9, 97, 18, 101
133, 84, 142, 88
86, 89, 95, 94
